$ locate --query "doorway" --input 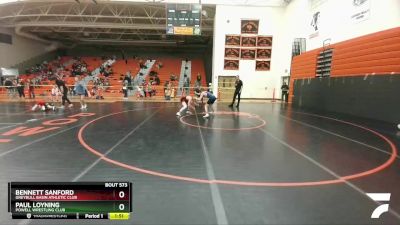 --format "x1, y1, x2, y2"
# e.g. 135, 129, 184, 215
217, 76, 236, 102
